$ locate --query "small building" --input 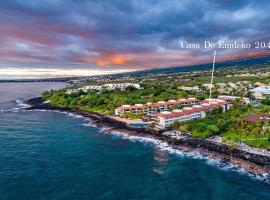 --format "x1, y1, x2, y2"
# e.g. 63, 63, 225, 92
249, 86, 270, 100
244, 114, 270, 124
218, 95, 251, 104
178, 86, 201, 92
152, 99, 228, 129
202, 84, 214, 90
227, 82, 238, 89
104, 83, 141, 90
254, 82, 266, 87
252, 92, 266, 100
